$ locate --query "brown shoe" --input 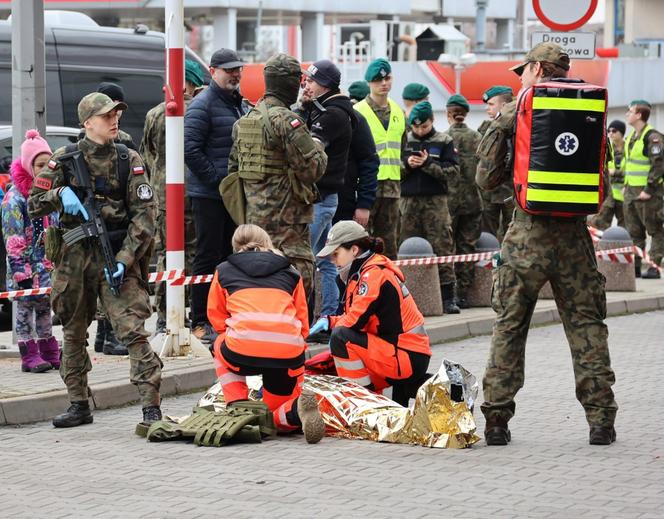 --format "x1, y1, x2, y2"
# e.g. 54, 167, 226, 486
589, 426, 616, 445
297, 390, 325, 444
484, 416, 511, 446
